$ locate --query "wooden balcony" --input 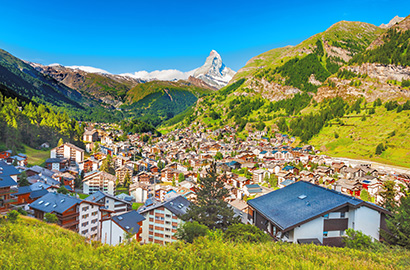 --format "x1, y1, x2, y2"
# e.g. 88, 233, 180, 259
0, 188, 18, 196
